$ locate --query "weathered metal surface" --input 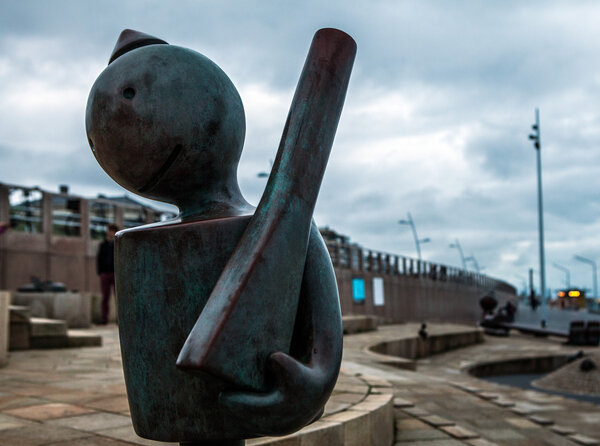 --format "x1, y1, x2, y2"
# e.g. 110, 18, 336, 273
86, 28, 355, 444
